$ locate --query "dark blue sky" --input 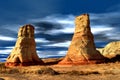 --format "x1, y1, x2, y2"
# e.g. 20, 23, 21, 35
0, 0, 120, 61
0, 0, 119, 25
